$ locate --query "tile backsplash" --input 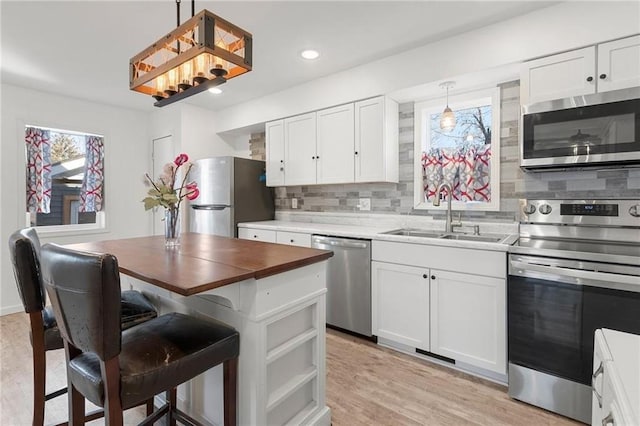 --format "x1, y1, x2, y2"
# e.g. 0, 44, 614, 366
250, 81, 640, 222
